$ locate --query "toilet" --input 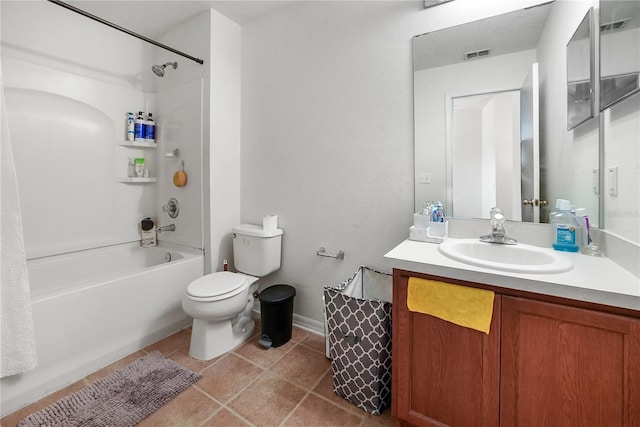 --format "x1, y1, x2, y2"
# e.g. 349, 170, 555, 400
182, 224, 283, 360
